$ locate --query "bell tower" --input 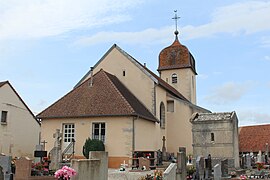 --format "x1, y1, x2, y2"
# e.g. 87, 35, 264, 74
157, 11, 197, 104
